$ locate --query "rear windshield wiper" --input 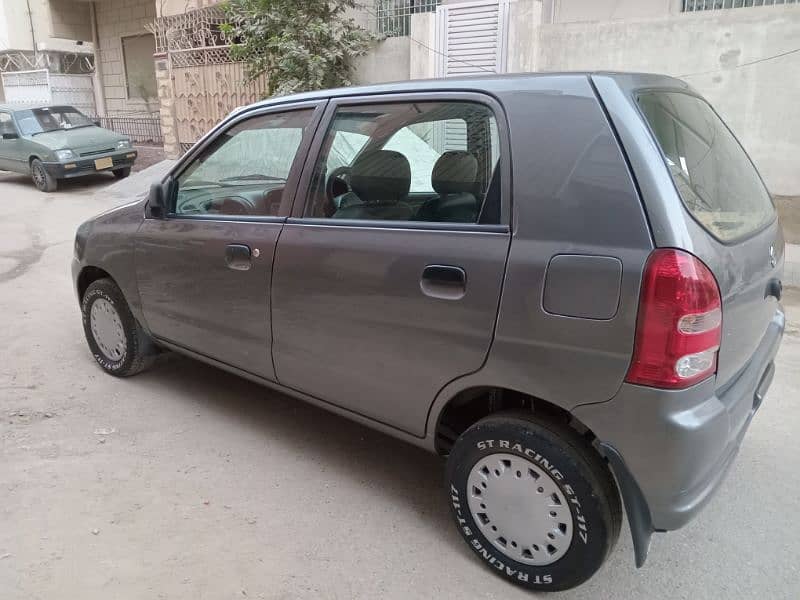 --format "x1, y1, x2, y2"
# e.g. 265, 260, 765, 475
219, 174, 286, 182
